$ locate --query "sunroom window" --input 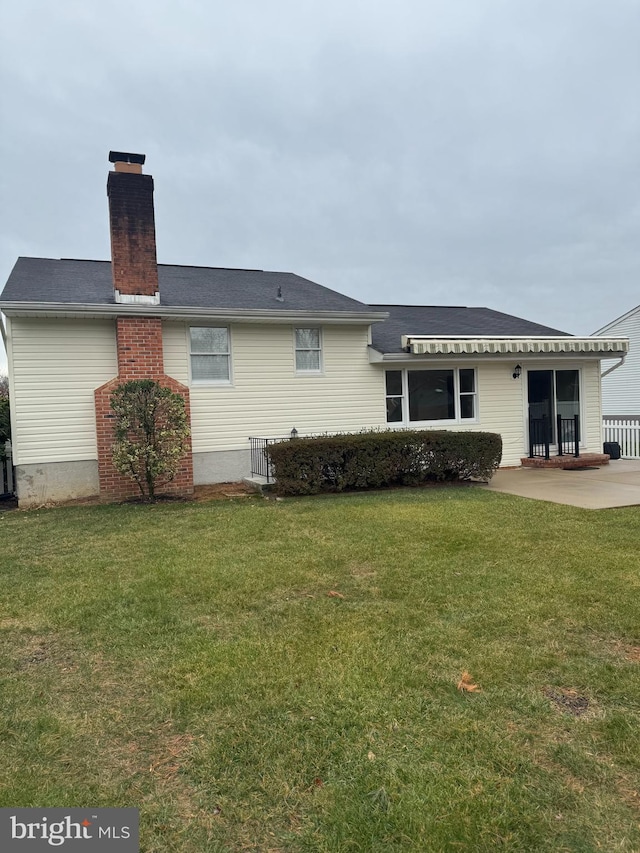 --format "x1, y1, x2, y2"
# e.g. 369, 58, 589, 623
385, 368, 477, 424
385, 370, 404, 422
